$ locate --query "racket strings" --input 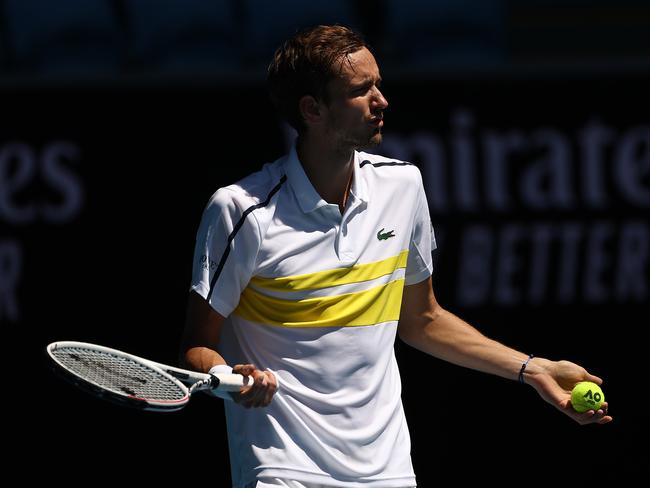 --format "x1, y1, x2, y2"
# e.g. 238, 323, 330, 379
51, 346, 186, 401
